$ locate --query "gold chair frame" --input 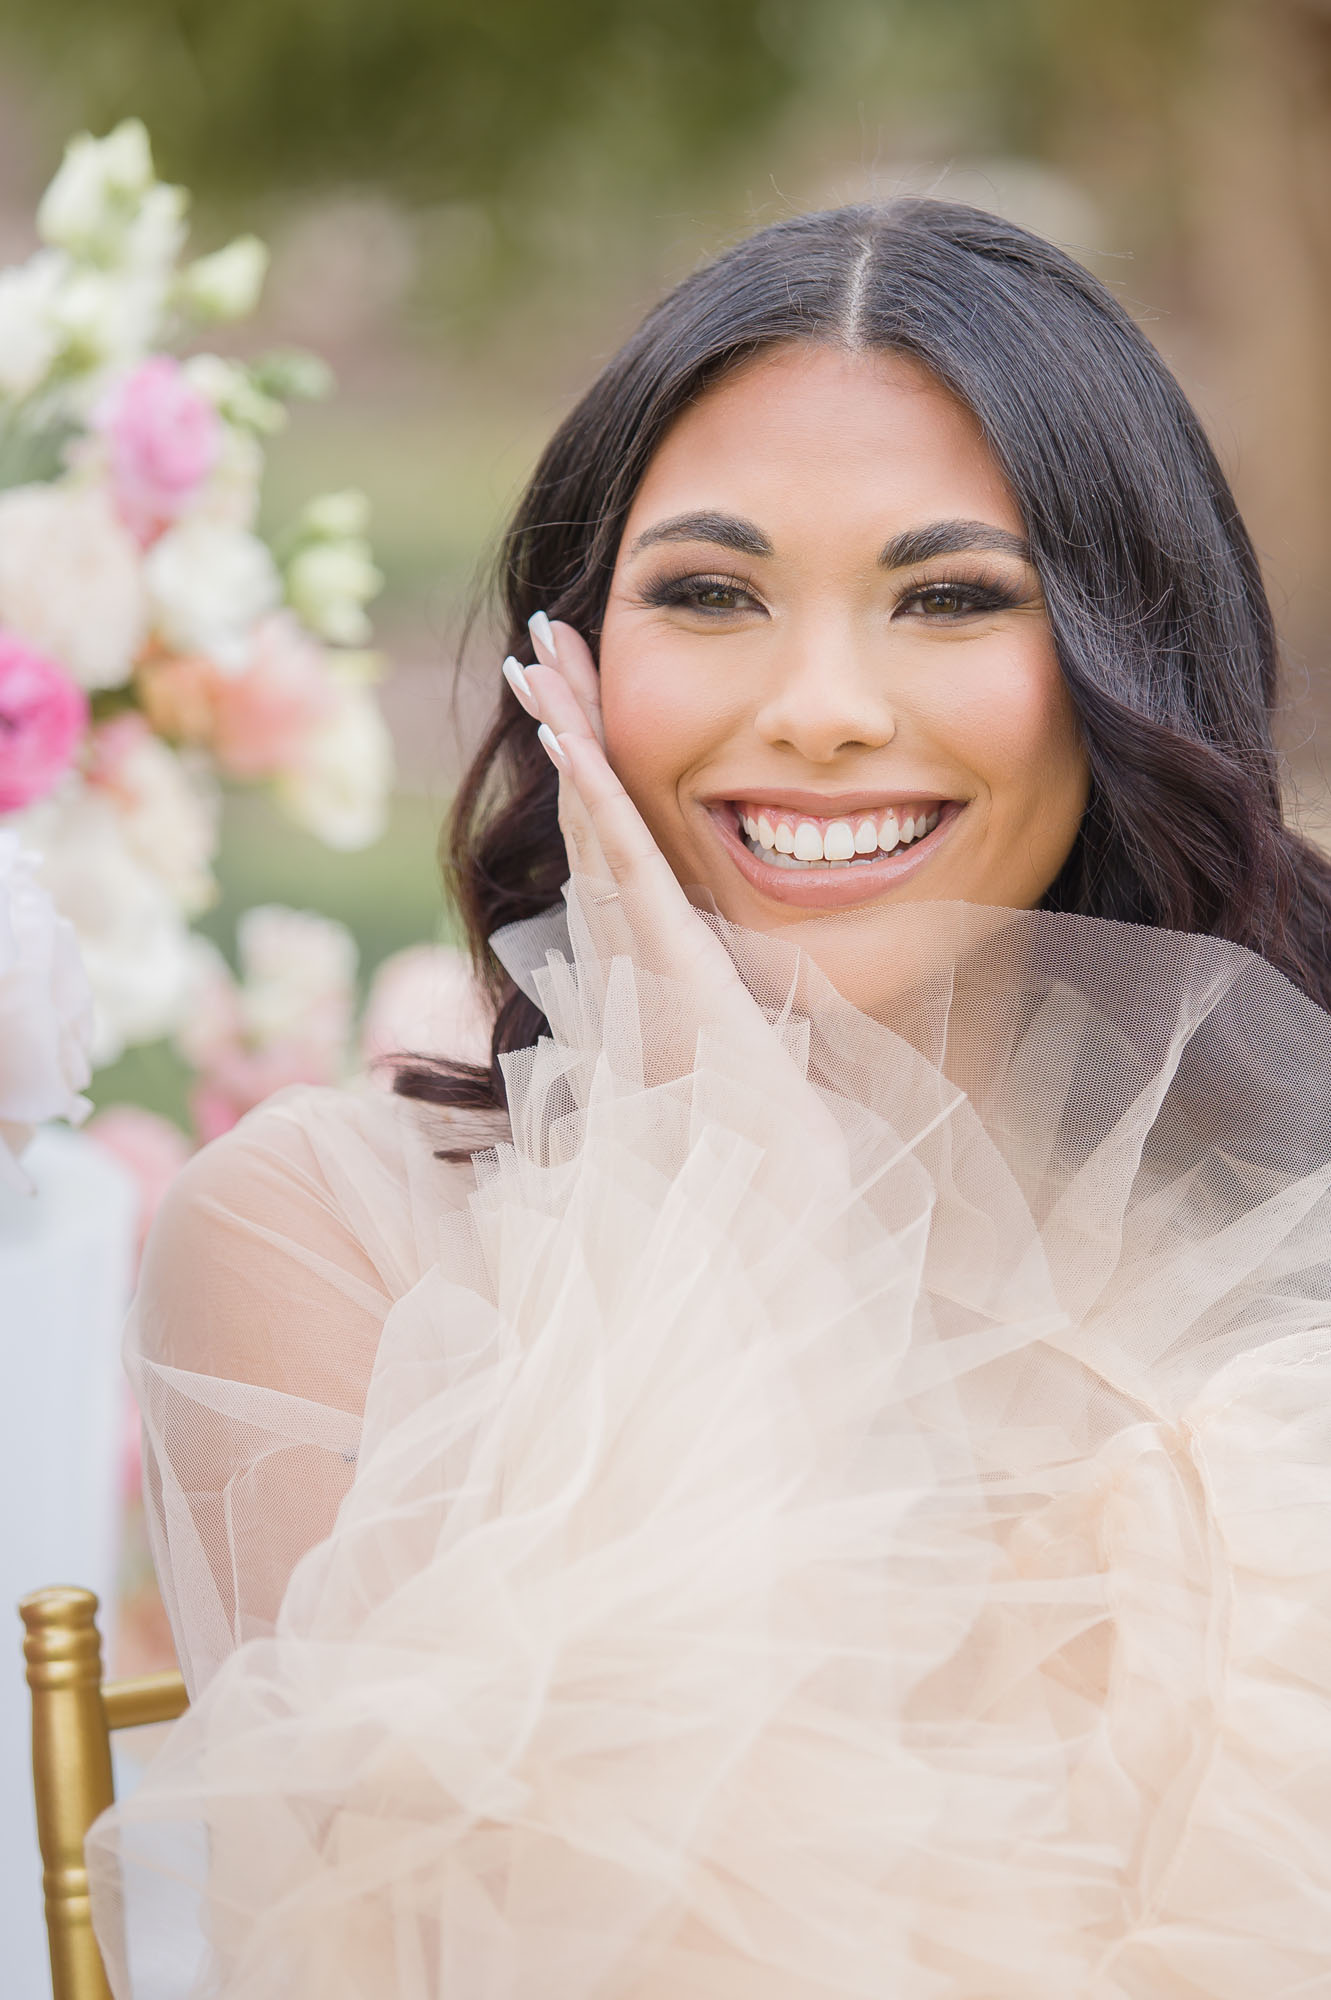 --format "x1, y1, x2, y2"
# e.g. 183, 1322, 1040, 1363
21, 1585, 188, 2000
